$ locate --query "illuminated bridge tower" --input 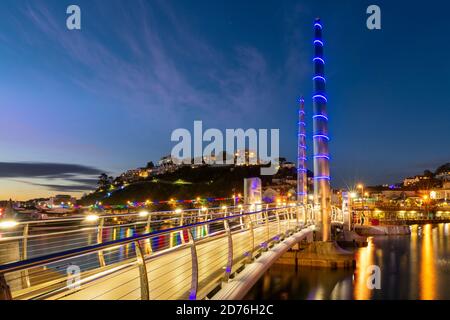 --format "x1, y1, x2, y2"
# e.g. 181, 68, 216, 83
312, 18, 331, 242
297, 97, 307, 205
